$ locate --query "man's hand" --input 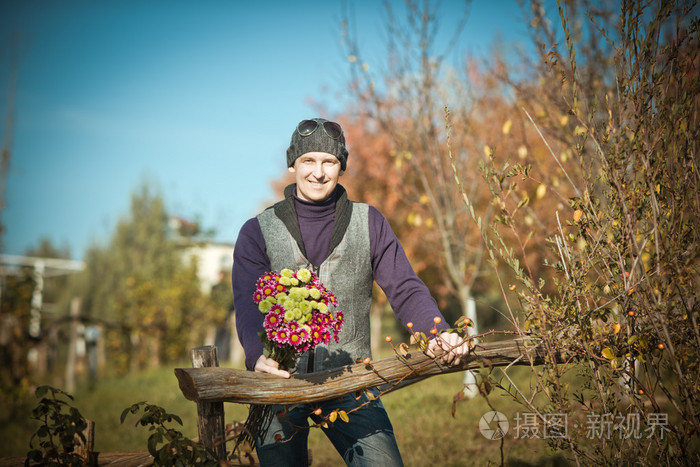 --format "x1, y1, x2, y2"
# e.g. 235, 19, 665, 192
425, 332, 472, 366
254, 355, 291, 378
